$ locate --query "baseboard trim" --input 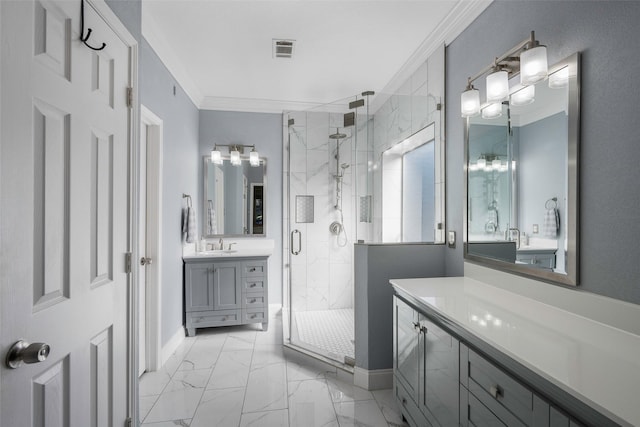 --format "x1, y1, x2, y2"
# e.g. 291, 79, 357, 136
160, 327, 185, 367
353, 367, 394, 391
